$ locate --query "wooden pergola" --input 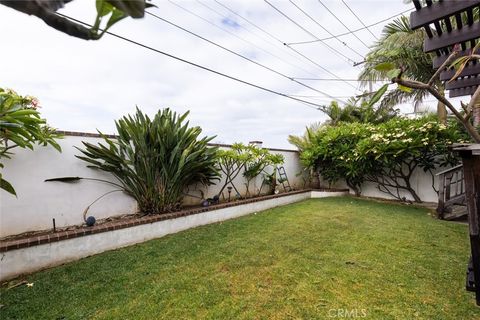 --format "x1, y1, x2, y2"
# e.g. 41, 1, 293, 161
409, 0, 480, 305
410, 0, 480, 98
